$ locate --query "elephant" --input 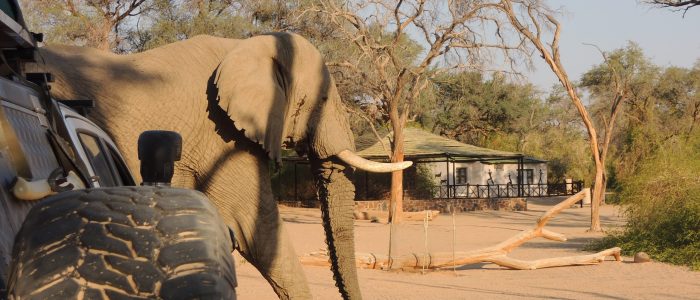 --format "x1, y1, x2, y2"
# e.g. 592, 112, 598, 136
34, 32, 410, 299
